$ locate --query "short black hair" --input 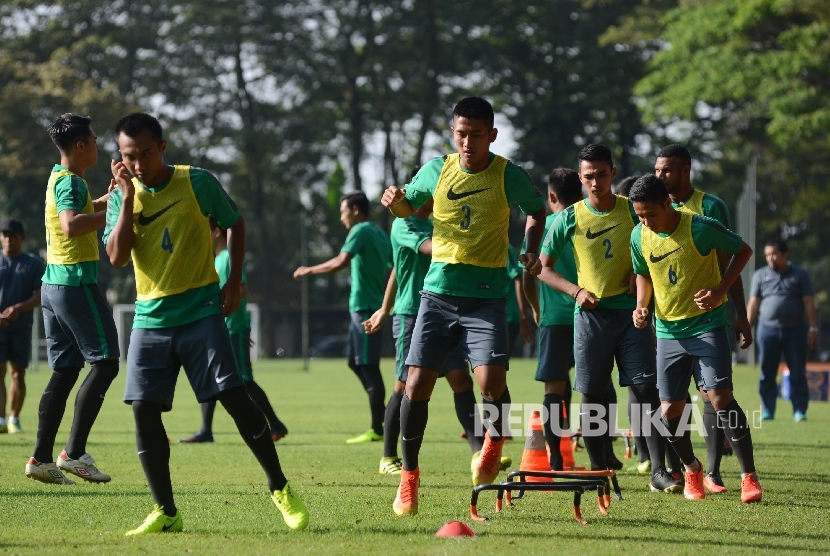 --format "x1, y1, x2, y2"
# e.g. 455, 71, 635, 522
452, 97, 495, 129
114, 112, 164, 144
765, 239, 789, 253
628, 174, 669, 205
578, 143, 614, 170
657, 144, 692, 167
615, 175, 639, 197
340, 191, 370, 216
47, 113, 93, 153
548, 167, 583, 205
